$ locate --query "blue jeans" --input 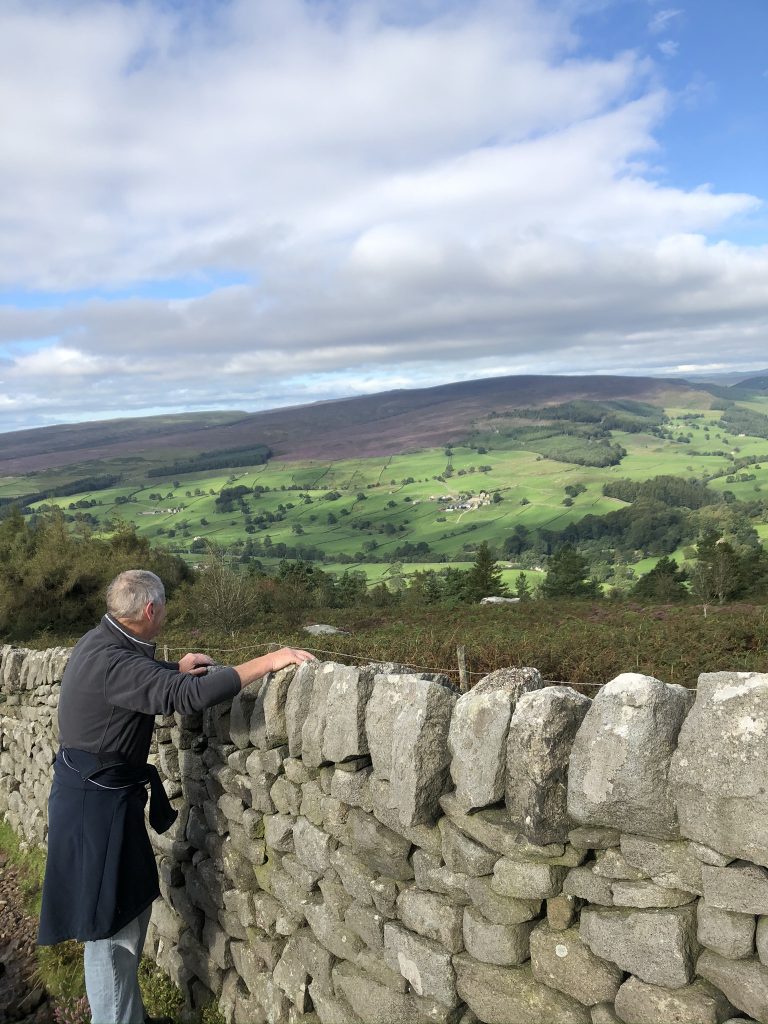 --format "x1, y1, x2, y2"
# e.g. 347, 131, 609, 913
84, 906, 151, 1024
